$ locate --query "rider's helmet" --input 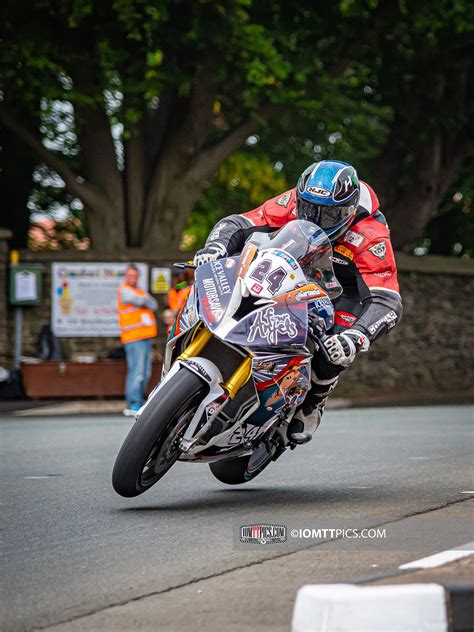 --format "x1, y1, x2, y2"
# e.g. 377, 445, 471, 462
296, 160, 360, 241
